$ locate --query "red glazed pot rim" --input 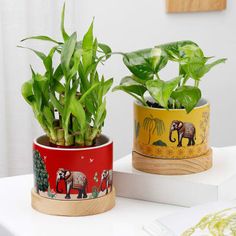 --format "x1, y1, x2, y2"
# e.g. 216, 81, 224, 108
135, 98, 209, 111
34, 134, 112, 151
